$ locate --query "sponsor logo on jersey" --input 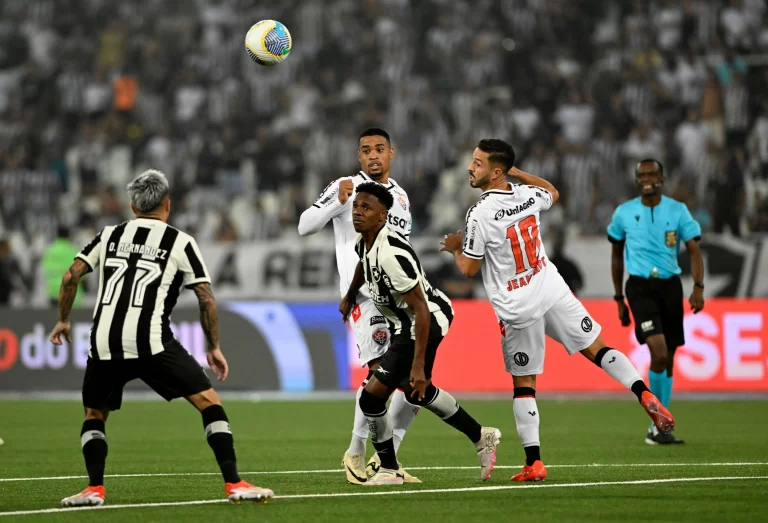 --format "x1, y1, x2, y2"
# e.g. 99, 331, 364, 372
382, 274, 392, 288
513, 352, 529, 366
581, 317, 593, 332
398, 196, 407, 210
387, 213, 409, 231
641, 320, 654, 332
665, 230, 677, 247
370, 315, 386, 326
372, 328, 389, 346
494, 198, 535, 220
